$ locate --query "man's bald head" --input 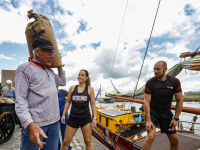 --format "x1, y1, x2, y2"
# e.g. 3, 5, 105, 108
155, 61, 167, 69
154, 61, 167, 80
